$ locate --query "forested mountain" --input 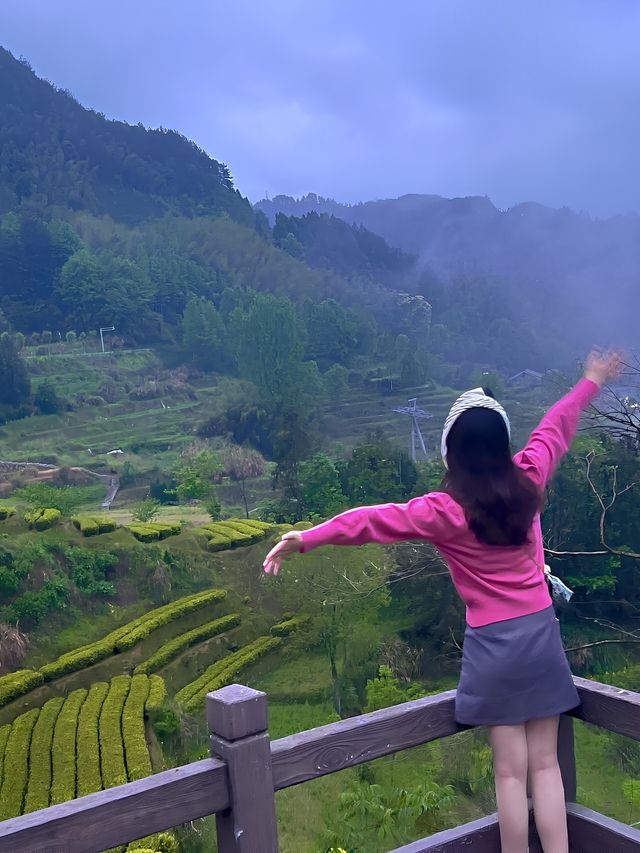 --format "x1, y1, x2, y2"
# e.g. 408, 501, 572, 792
257, 193, 640, 357
0, 43, 606, 390
0, 47, 422, 345
0, 47, 259, 227
273, 210, 415, 284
